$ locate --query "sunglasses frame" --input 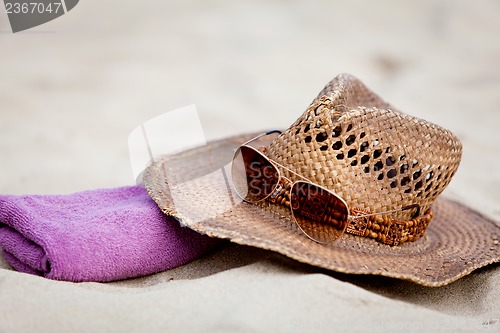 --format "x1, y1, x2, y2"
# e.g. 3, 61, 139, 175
231, 130, 421, 245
